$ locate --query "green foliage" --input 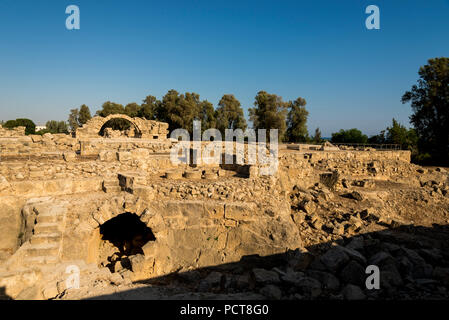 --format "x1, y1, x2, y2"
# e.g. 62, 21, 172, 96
367, 131, 386, 144
124, 103, 141, 118
45, 120, 69, 134
157, 90, 215, 134
215, 94, 247, 135
312, 127, 322, 144
3, 118, 36, 135
402, 57, 449, 165
3, 120, 17, 129
286, 97, 309, 142
68, 105, 92, 132
331, 128, 368, 144
249, 91, 288, 141
96, 101, 126, 117
385, 119, 418, 151
68, 109, 79, 132
78, 105, 92, 125
139, 95, 161, 120
199, 100, 216, 133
